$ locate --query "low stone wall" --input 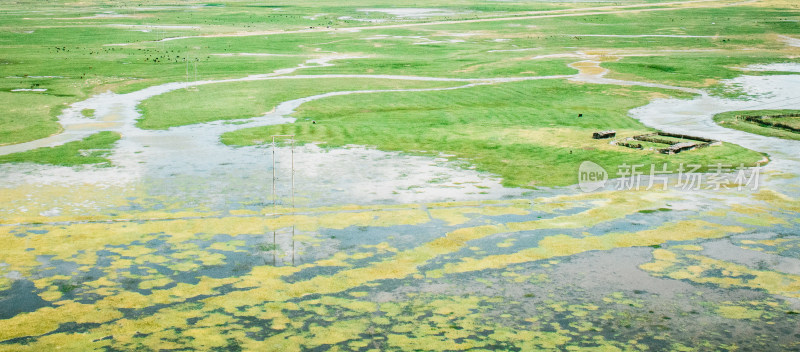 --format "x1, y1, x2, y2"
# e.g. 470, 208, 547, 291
618, 142, 643, 149
632, 133, 675, 145
630, 132, 718, 155
656, 131, 716, 143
